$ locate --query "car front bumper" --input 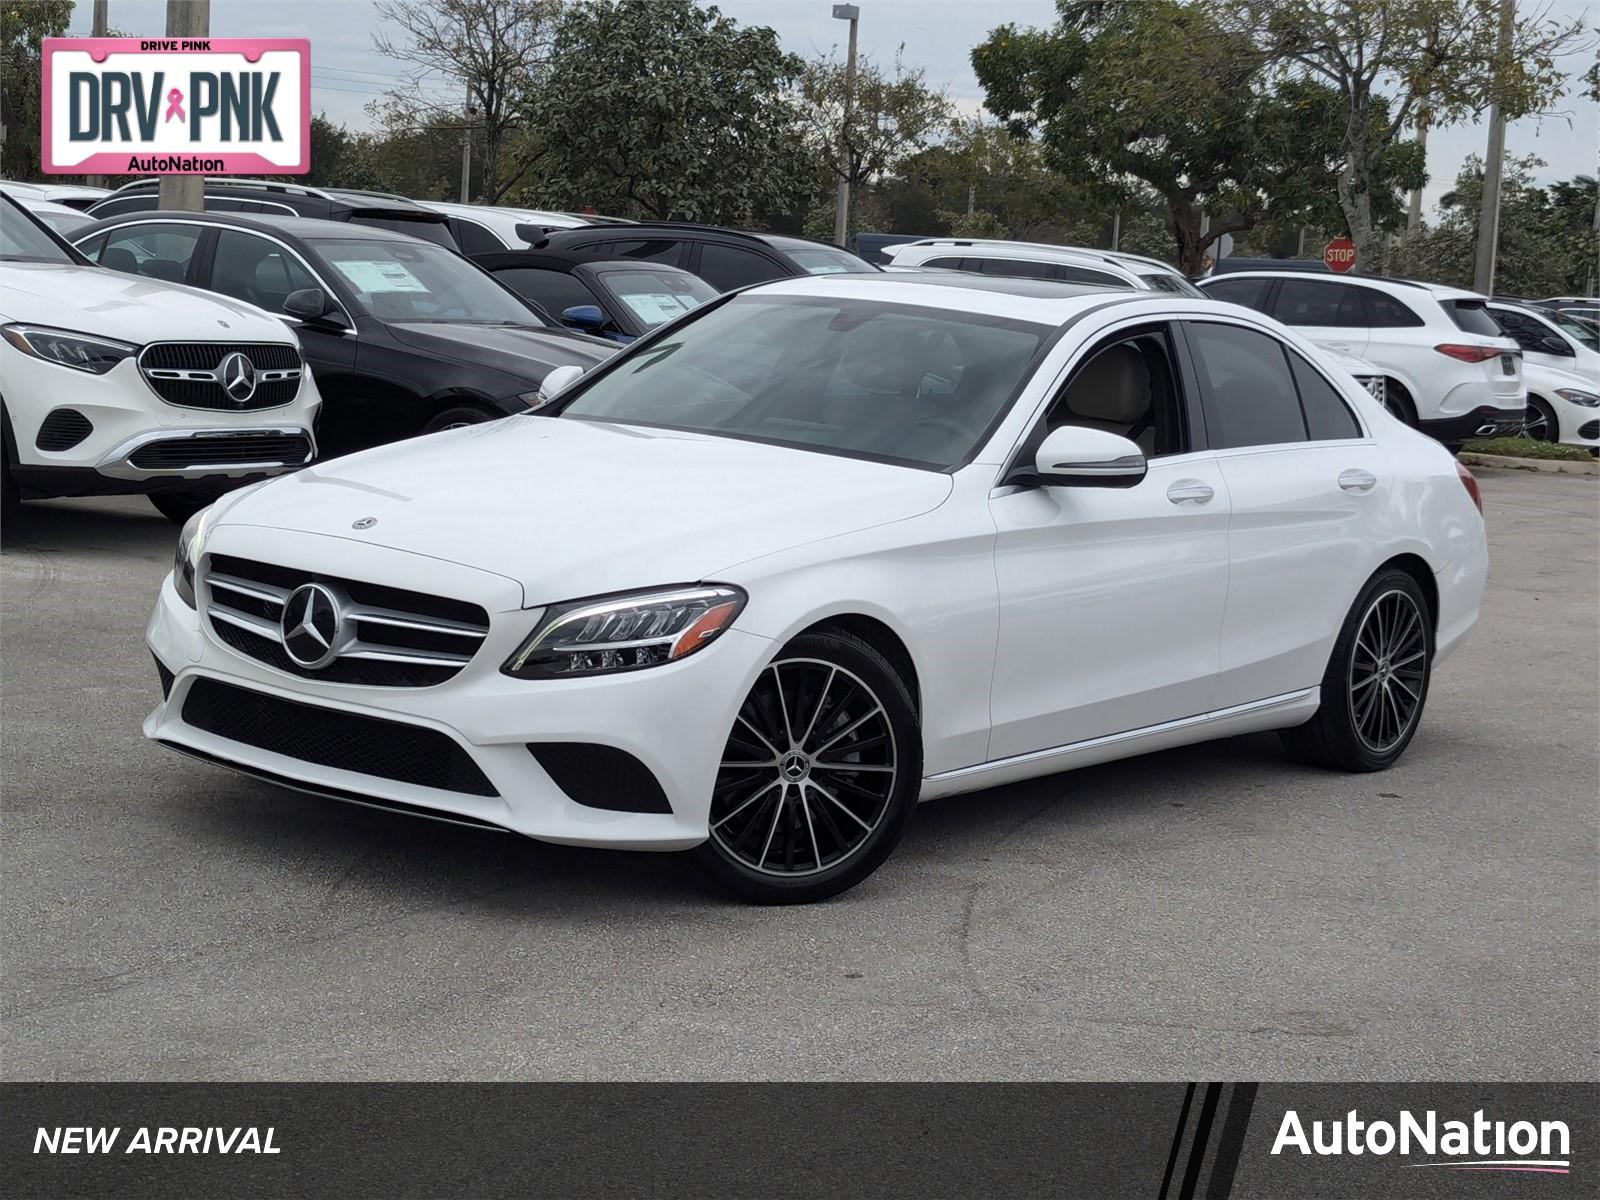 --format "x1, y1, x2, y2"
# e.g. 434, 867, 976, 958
144, 571, 776, 850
